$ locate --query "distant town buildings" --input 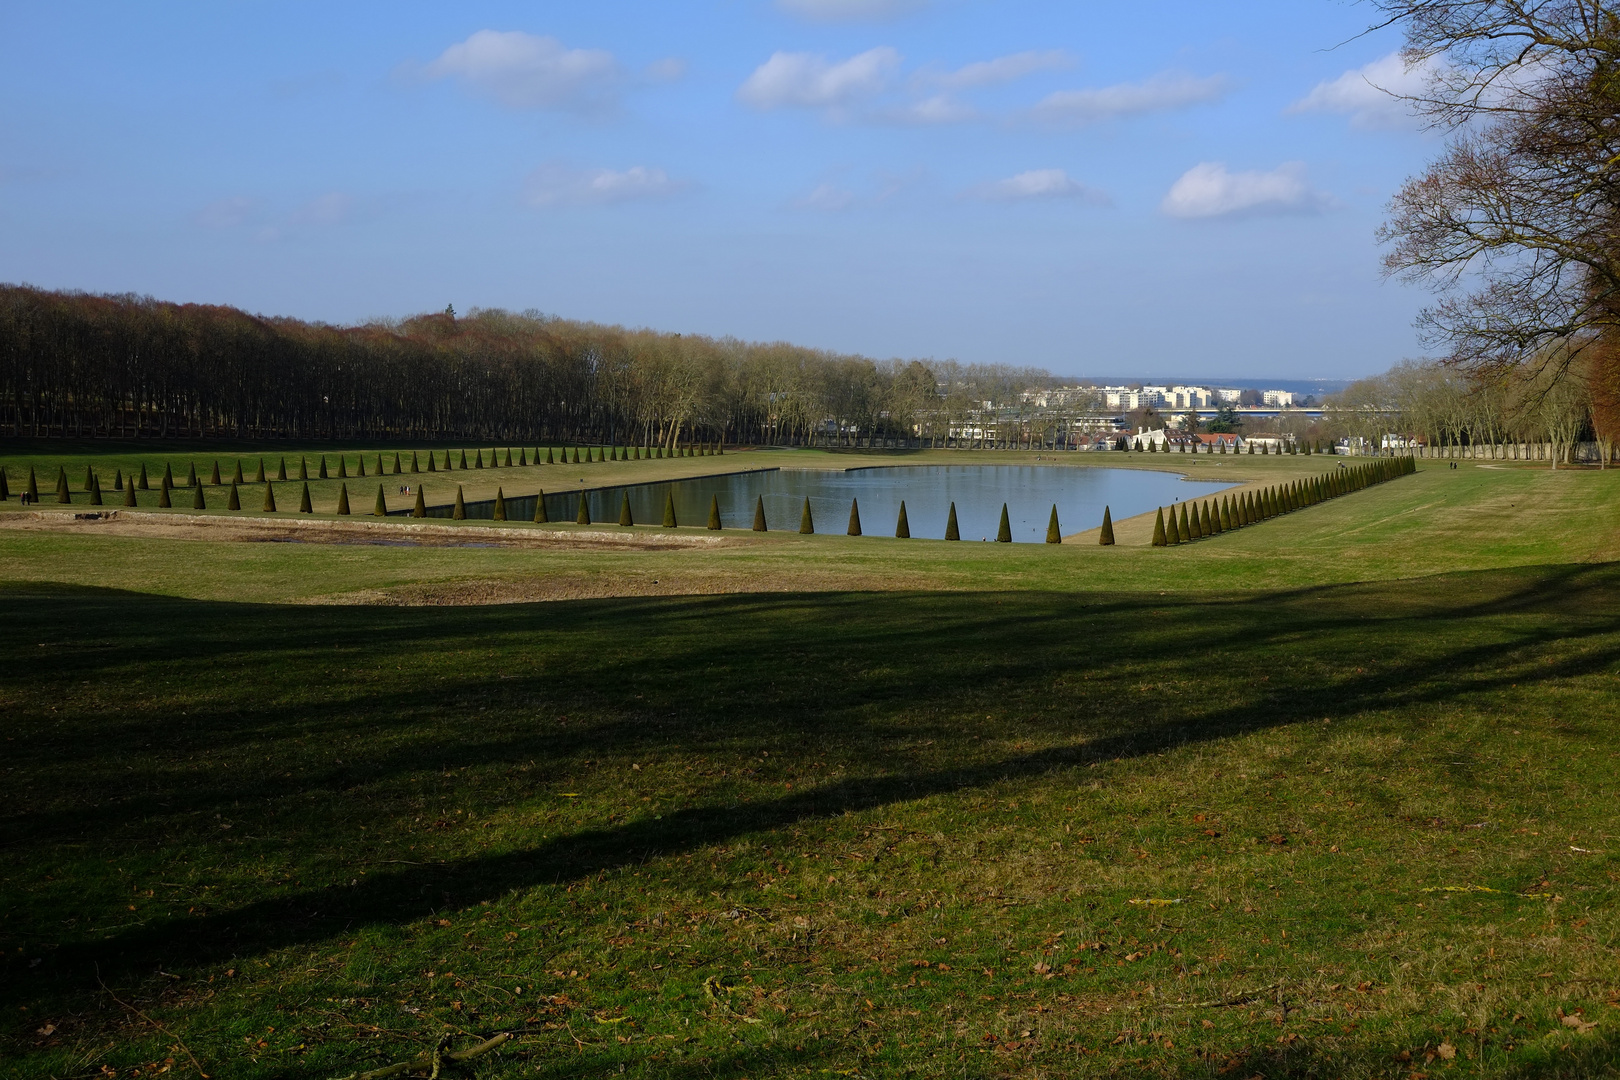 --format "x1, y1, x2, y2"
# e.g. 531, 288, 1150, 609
1063, 384, 1304, 411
